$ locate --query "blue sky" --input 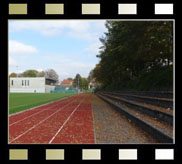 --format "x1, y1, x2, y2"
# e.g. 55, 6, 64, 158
9, 20, 107, 81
